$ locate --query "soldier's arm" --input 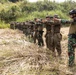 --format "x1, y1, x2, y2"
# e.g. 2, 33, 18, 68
61, 19, 72, 24
54, 18, 72, 24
